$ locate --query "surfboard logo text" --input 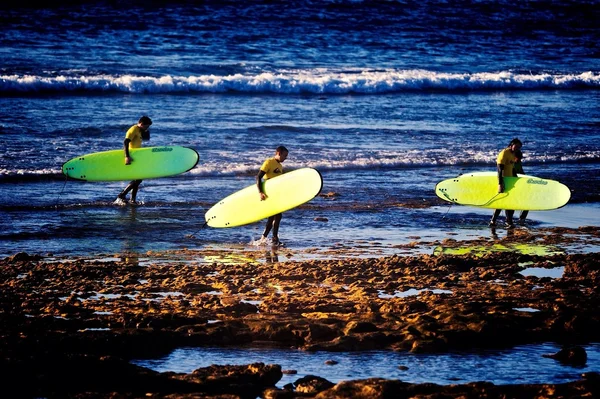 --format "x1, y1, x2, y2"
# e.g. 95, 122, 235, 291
151, 147, 173, 153
527, 178, 548, 185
